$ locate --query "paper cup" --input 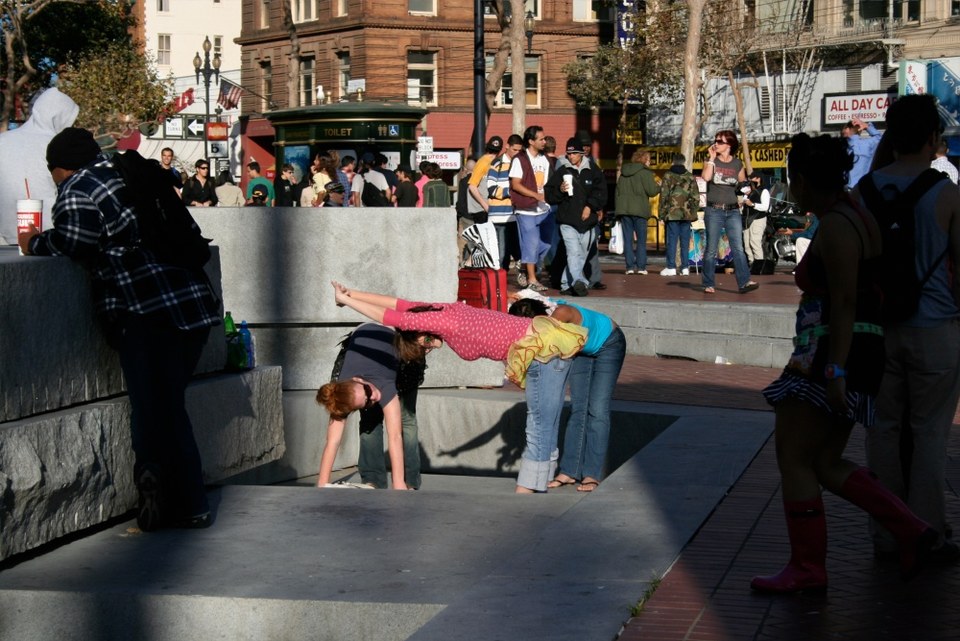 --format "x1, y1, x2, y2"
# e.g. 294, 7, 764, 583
17, 199, 42, 255
562, 174, 574, 195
